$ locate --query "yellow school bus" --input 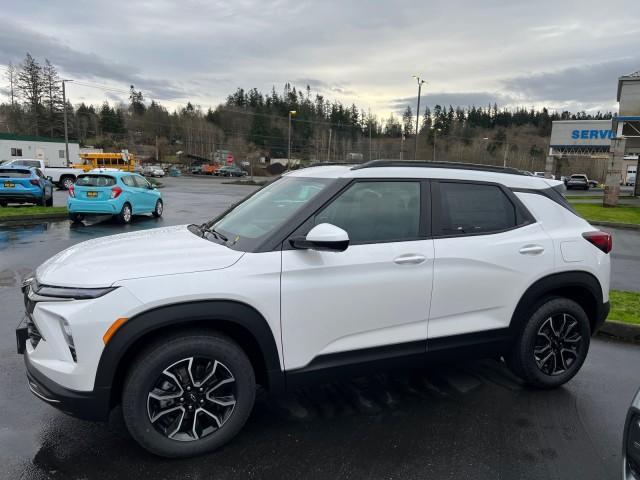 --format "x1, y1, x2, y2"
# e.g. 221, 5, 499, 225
73, 152, 137, 172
